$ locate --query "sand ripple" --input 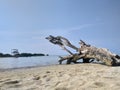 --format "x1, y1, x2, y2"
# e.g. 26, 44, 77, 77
0, 64, 120, 90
